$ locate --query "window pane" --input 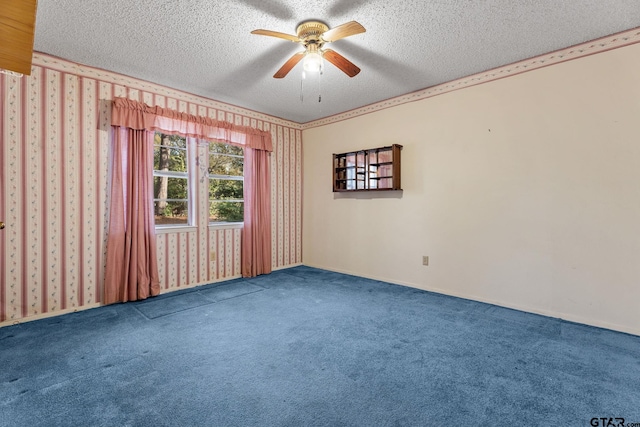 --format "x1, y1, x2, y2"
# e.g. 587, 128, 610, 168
155, 201, 189, 225
209, 179, 243, 200
154, 177, 188, 200
208, 141, 244, 224
209, 201, 244, 223
154, 176, 189, 225
153, 132, 190, 227
154, 146, 187, 171
154, 133, 186, 149
154, 133, 187, 171
209, 154, 244, 176
209, 142, 243, 156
